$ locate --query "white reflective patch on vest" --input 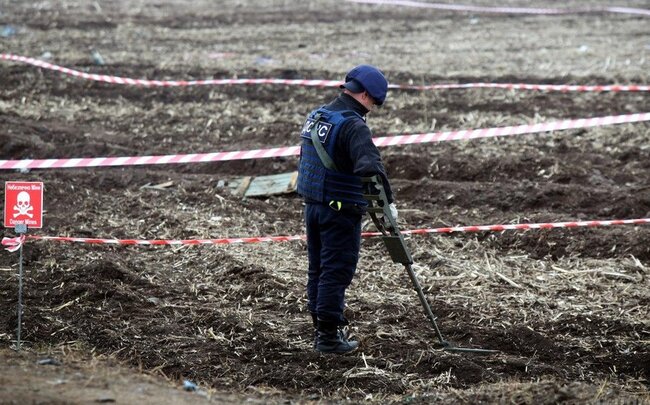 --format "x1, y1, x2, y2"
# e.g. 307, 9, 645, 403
300, 118, 332, 143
